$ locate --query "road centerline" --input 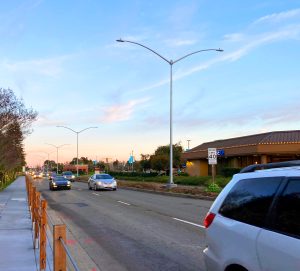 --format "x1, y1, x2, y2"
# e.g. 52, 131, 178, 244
117, 200, 131, 206
173, 217, 205, 229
